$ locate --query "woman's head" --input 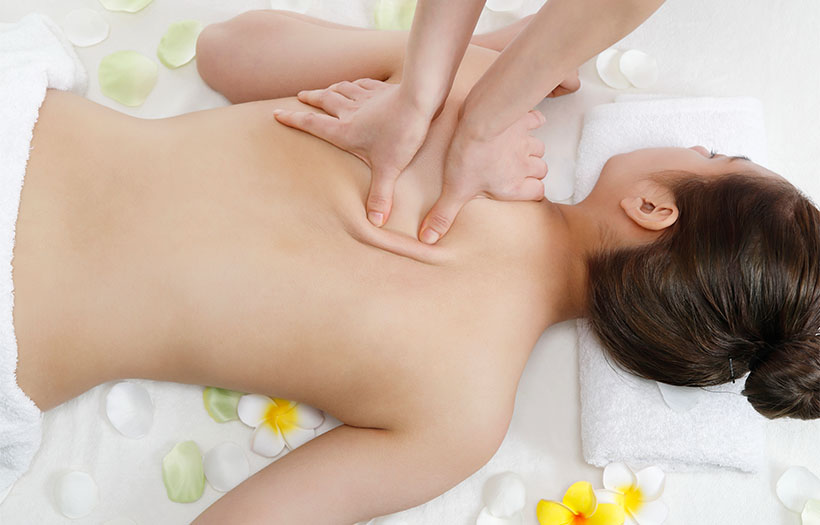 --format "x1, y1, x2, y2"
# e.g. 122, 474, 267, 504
583, 146, 820, 419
